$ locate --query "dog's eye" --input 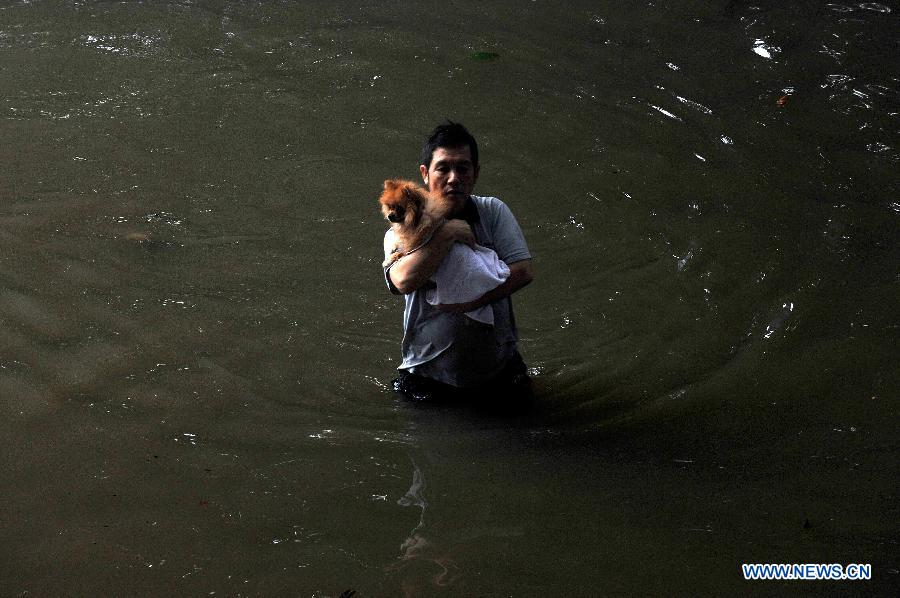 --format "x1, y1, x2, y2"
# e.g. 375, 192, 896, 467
387, 208, 404, 223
